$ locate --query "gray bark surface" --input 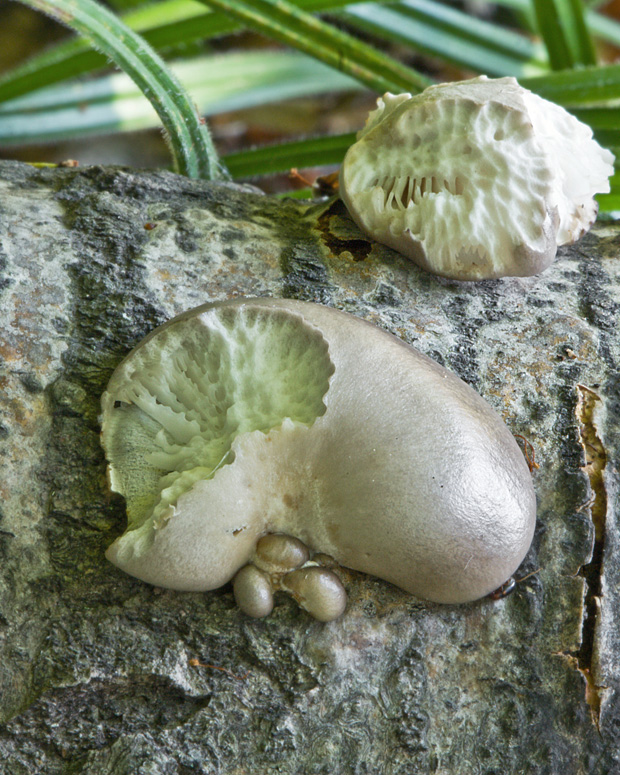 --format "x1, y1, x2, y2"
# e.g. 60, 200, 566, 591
0, 159, 618, 774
